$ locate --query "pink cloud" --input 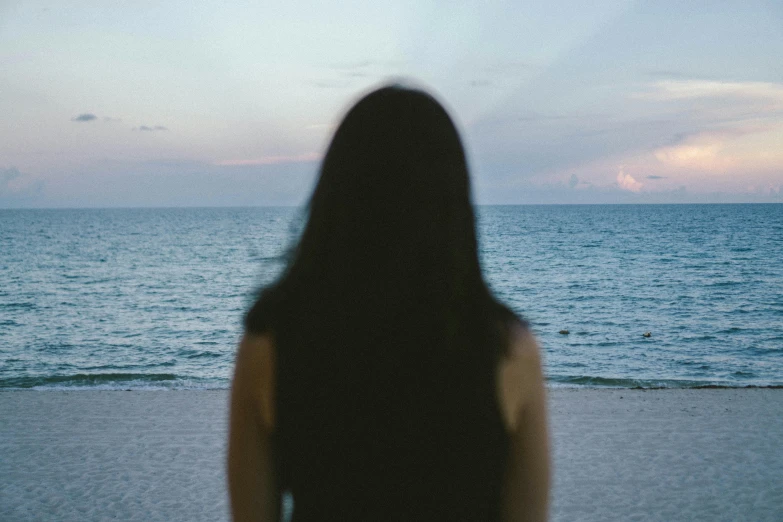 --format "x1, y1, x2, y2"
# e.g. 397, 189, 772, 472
616, 168, 643, 192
